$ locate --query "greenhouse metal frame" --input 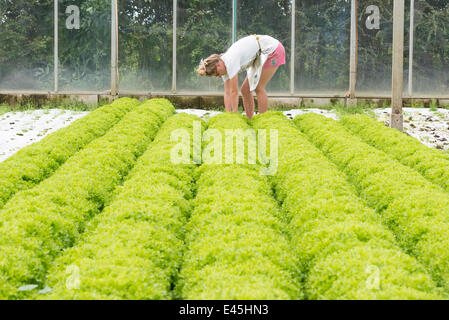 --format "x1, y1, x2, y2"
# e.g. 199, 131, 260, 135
0, 0, 448, 102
